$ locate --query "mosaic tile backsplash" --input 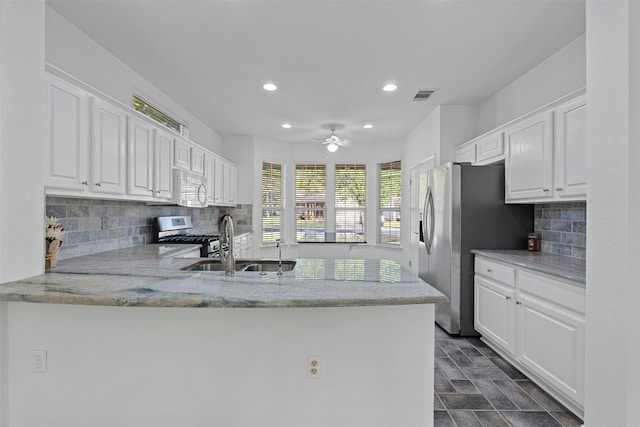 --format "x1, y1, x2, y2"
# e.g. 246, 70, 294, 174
46, 197, 253, 260
534, 202, 586, 259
